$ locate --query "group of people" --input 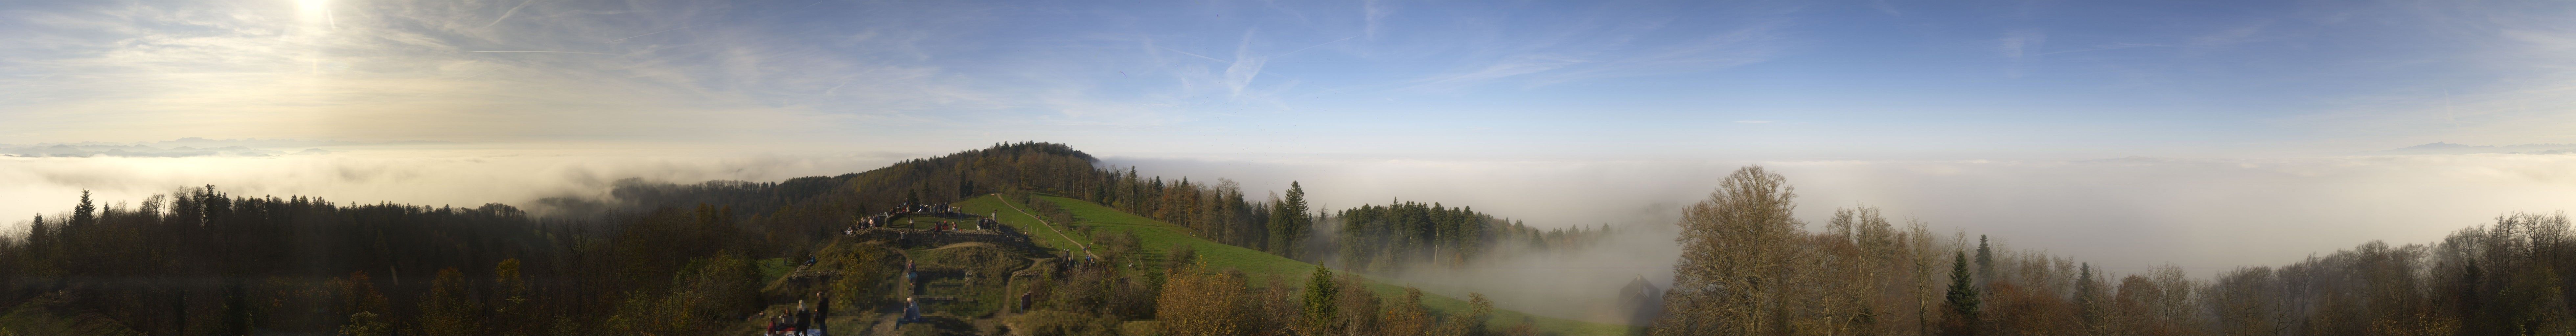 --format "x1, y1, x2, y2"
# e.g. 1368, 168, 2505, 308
849, 211, 1003, 237
892, 202, 957, 216
855, 213, 892, 229
759, 294, 830, 336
